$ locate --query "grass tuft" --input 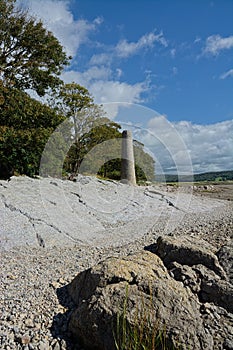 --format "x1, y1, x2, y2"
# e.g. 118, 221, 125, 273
113, 285, 183, 350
